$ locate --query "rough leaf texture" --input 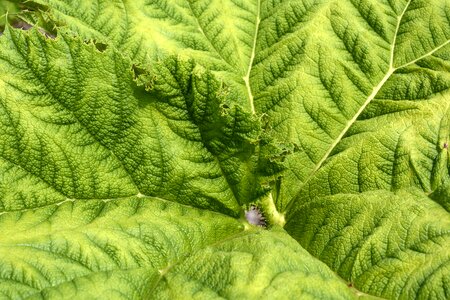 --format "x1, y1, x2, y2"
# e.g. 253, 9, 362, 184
0, 0, 449, 299
0, 26, 354, 299
287, 189, 450, 299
